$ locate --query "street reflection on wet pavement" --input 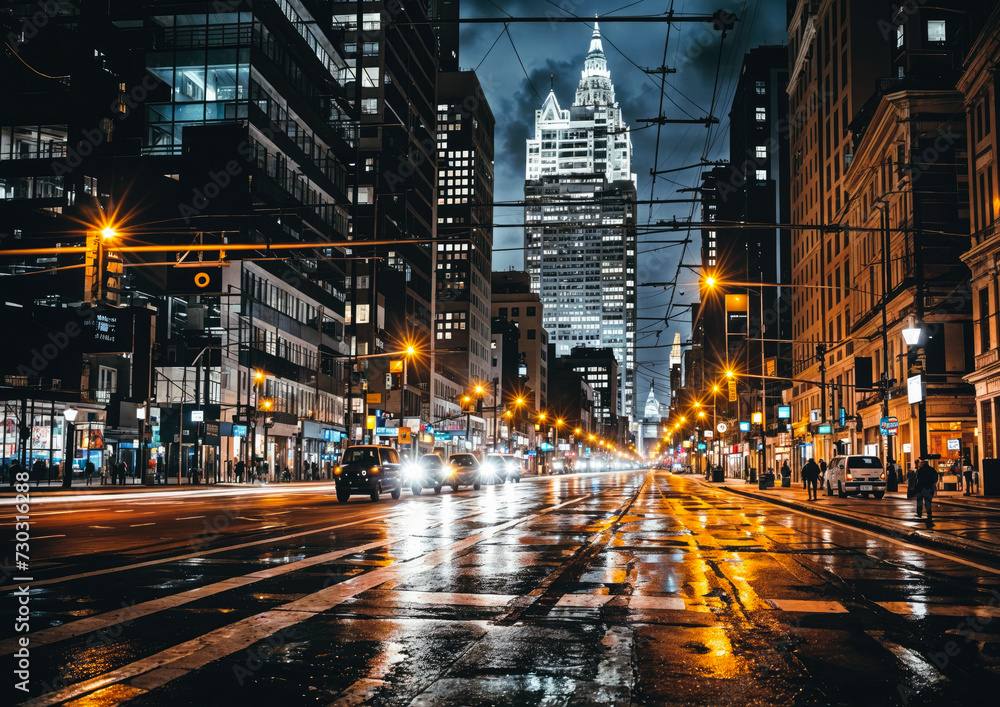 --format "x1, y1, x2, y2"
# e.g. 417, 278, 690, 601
4, 469, 1000, 705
